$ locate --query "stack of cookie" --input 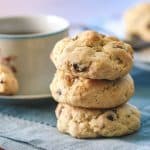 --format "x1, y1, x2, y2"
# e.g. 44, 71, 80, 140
50, 30, 141, 138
